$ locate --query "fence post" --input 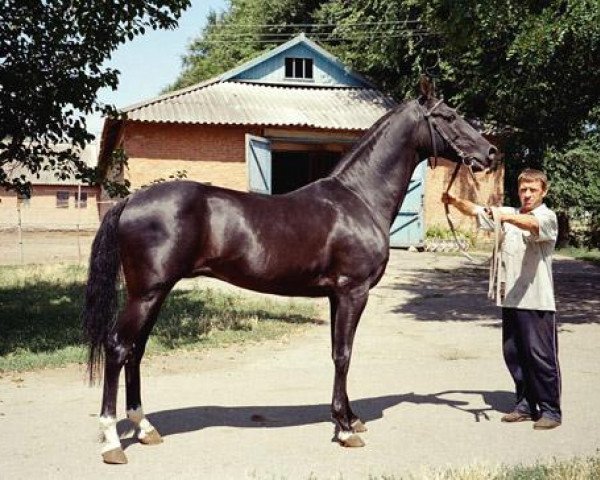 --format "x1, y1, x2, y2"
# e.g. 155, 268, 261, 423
16, 200, 23, 264
77, 184, 82, 263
